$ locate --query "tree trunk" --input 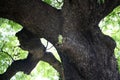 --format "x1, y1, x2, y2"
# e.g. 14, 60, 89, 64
0, 0, 120, 80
